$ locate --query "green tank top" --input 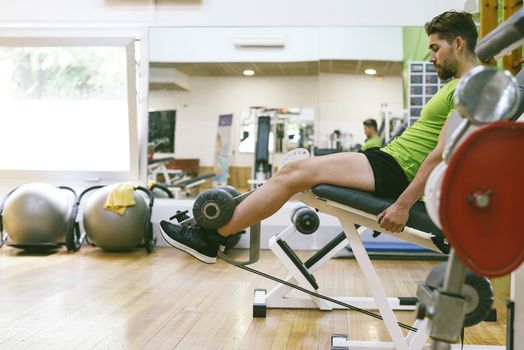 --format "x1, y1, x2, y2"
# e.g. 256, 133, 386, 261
361, 136, 383, 151
381, 79, 459, 181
